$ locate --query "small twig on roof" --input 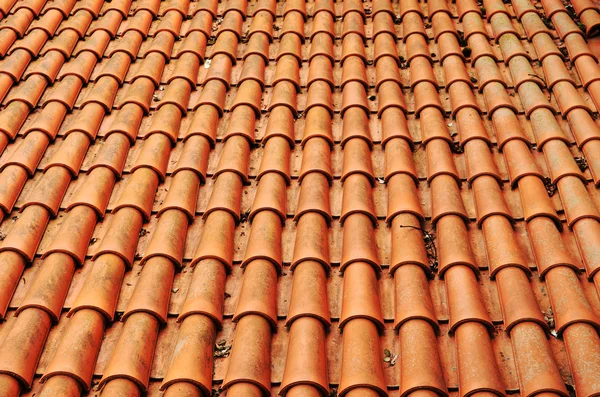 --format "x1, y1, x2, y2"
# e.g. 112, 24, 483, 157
400, 224, 438, 273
